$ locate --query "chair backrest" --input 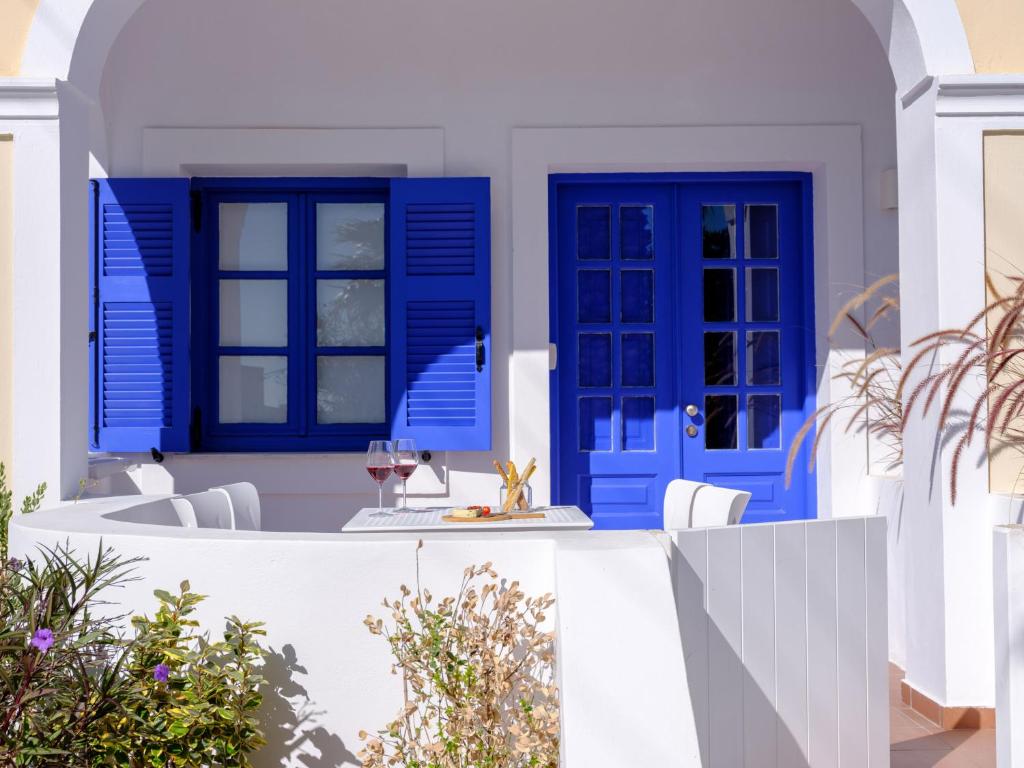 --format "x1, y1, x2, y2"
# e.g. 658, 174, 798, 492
690, 485, 752, 528
183, 489, 234, 529
663, 478, 752, 529
169, 497, 198, 528
663, 479, 709, 530
212, 482, 261, 531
